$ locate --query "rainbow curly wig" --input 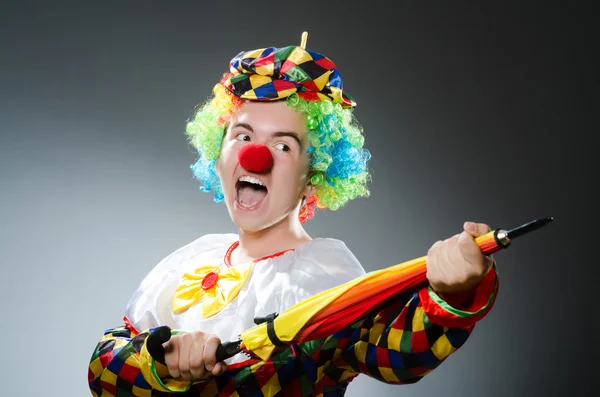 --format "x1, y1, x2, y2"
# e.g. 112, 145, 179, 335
185, 44, 371, 222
